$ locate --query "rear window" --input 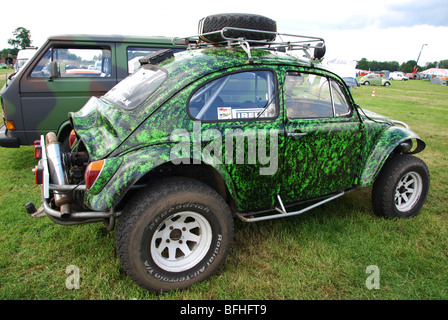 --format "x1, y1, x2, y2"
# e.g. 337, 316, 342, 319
103, 65, 166, 110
